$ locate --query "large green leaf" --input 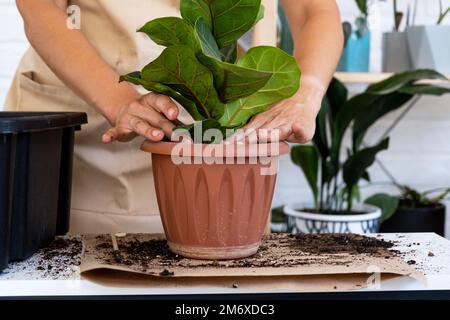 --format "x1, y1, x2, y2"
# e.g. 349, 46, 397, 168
330, 93, 378, 163
343, 138, 389, 190
291, 145, 320, 207
352, 93, 412, 151
365, 193, 399, 222
120, 72, 204, 121
367, 69, 448, 94
180, 0, 212, 29
313, 98, 330, 160
137, 17, 197, 49
326, 78, 348, 125
194, 18, 272, 102
141, 45, 224, 119
219, 46, 301, 127
181, 0, 262, 48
